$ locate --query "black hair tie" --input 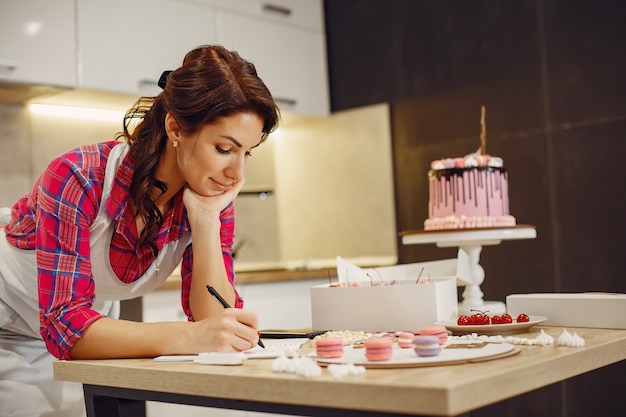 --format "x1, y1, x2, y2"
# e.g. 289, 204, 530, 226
158, 70, 173, 89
